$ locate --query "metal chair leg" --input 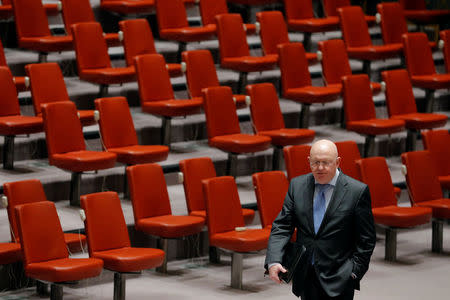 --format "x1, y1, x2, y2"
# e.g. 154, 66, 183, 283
38, 52, 48, 63
98, 84, 109, 98
231, 252, 243, 289
299, 104, 311, 129
406, 129, 418, 152
70, 172, 82, 207
177, 42, 187, 62
238, 72, 248, 94
161, 117, 172, 147
303, 32, 312, 52
226, 153, 238, 177
209, 246, 220, 264
425, 90, 435, 113
385, 227, 397, 262
50, 284, 63, 300
114, 273, 126, 300
157, 238, 169, 273
363, 136, 375, 157
36, 281, 48, 296
272, 146, 283, 171
362, 60, 371, 78
432, 219, 444, 253
3, 135, 15, 170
